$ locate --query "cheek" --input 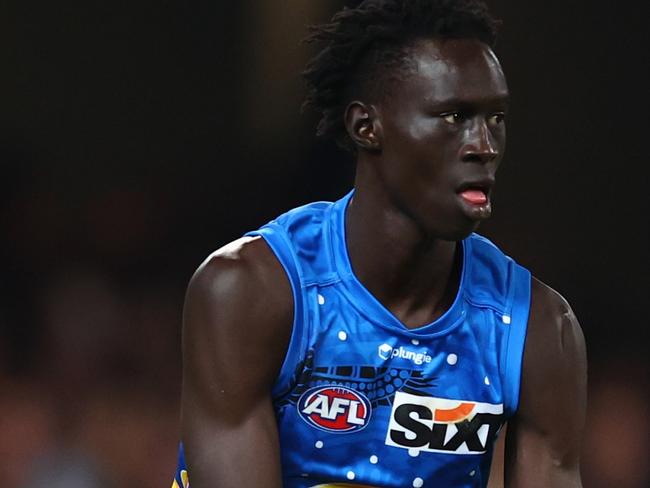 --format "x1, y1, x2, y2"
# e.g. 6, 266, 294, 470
393, 120, 455, 159
380, 117, 460, 188
404, 117, 450, 142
